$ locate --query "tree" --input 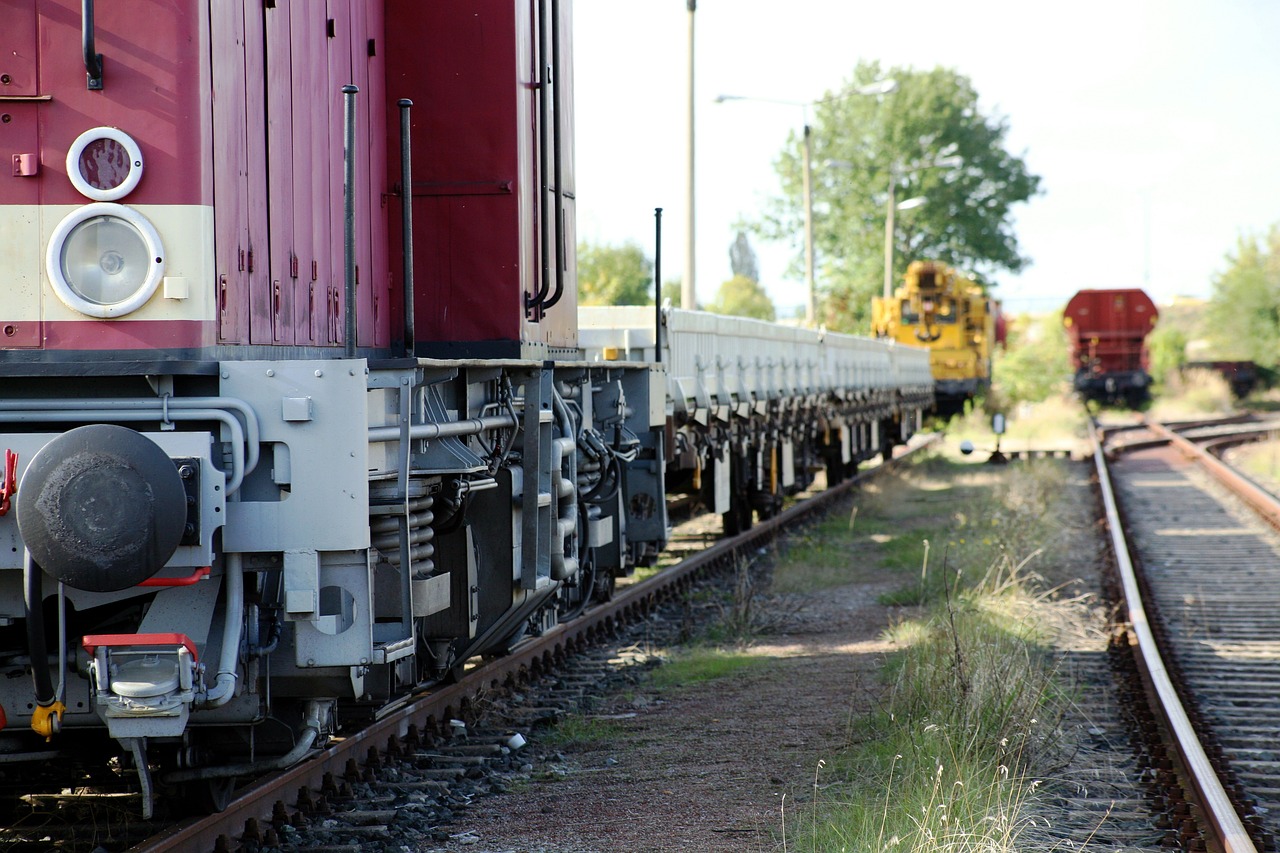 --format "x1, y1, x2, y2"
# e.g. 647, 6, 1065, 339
577, 240, 654, 305
754, 61, 1041, 333
706, 275, 776, 321
993, 312, 1068, 405
729, 231, 760, 283
660, 279, 684, 307
1205, 226, 1280, 370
